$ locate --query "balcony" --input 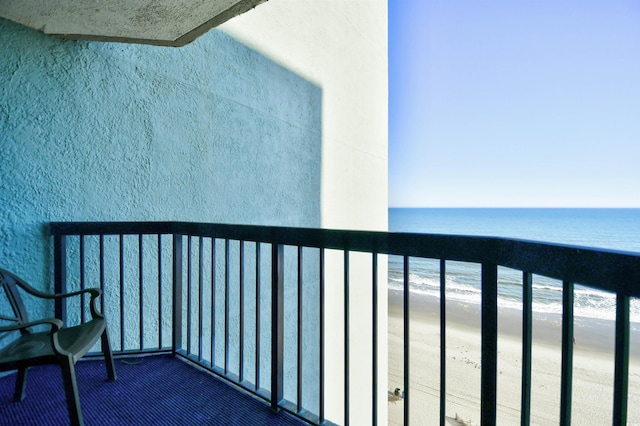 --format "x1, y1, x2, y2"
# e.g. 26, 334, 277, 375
3, 221, 640, 425
0, 354, 306, 425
